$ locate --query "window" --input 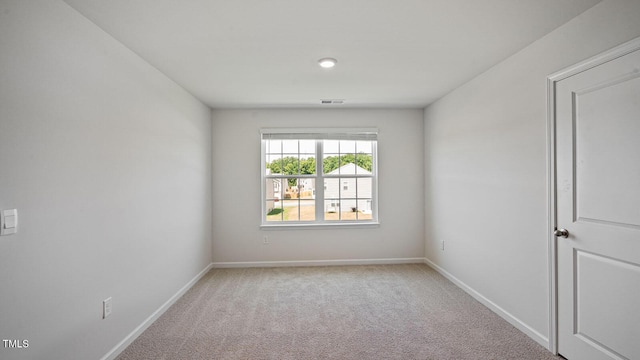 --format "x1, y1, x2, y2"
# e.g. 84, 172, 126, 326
262, 128, 378, 226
